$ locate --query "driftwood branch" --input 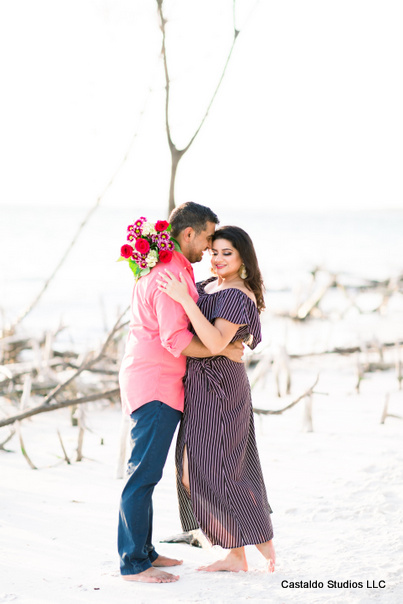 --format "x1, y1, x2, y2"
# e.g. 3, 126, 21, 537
292, 277, 336, 320
76, 407, 85, 462
181, 1, 239, 154
253, 375, 320, 415
0, 428, 15, 450
380, 393, 403, 424
0, 388, 120, 428
285, 340, 403, 359
15, 422, 37, 470
0, 307, 127, 428
57, 429, 71, 465
4, 74, 153, 333
272, 268, 403, 322
39, 309, 128, 407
